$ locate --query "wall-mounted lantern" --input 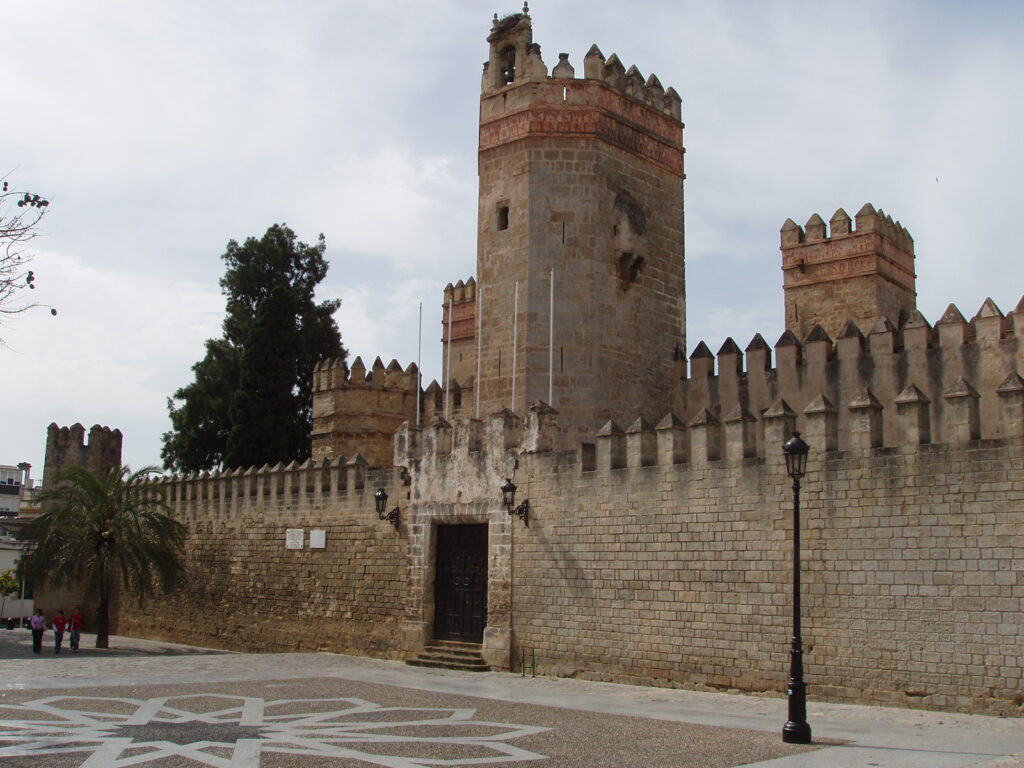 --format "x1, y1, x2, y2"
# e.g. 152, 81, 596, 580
373, 488, 401, 530
500, 478, 529, 526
